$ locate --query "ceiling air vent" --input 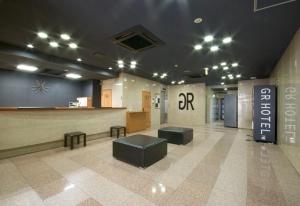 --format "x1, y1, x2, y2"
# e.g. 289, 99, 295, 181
112, 25, 164, 52
40, 69, 65, 76
186, 74, 204, 79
